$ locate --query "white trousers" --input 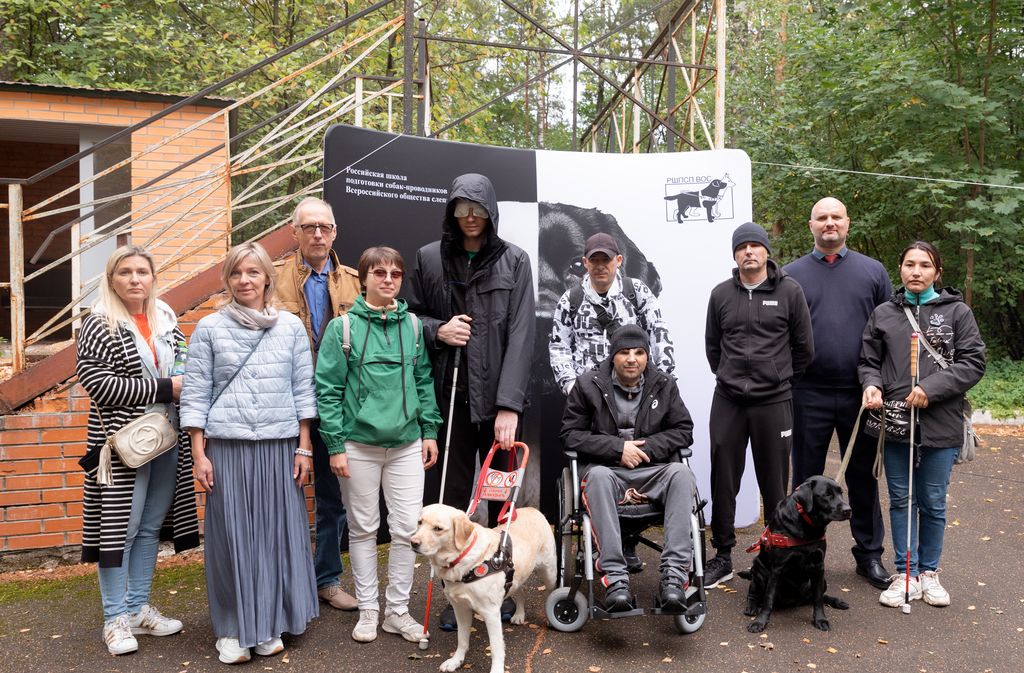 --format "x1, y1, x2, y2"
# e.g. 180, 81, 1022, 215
339, 439, 424, 613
